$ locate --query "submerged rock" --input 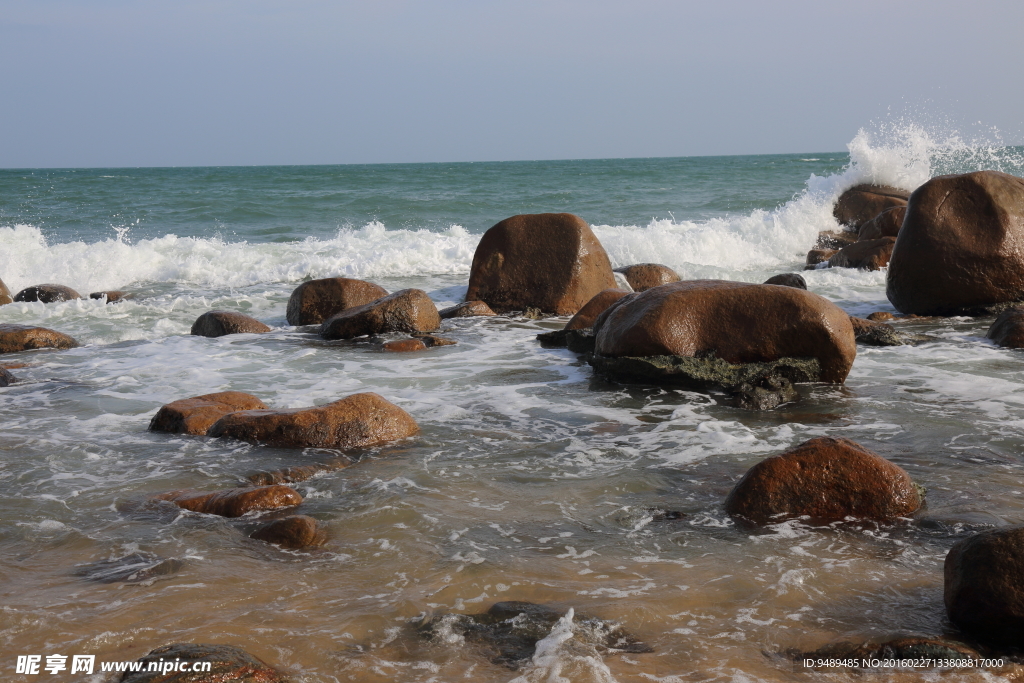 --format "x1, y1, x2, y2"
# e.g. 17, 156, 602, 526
153, 485, 302, 517
833, 184, 911, 229
250, 515, 326, 549
383, 338, 427, 352
536, 327, 597, 353
613, 264, 681, 292
149, 391, 268, 436
286, 277, 388, 326
0, 367, 16, 386
418, 601, 652, 669
763, 273, 806, 289
857, 205, 906, 241
826, 237, 896, 271
814, 230, 859, 250
90, 290, 134, 303
74, 552, 183, 584
190, 311, 271, 337
805, 248, 837, 267
887, 171, 1024, 316
565, 288, 630, 330
987, 308, 1024, 348
849, 317, 905, 346
798, 636, 980, 668
411, 333, 457, 347
118, 643, 288, 683
14, 284, 82, 303
320, 289, 440, 339
248, 458, 355, 485
465, 213, 617, 315
725, 437, 922, 525
439, 300, 496, 318
945, 526, 1024, 647
0, 324, 79, 354
208, 392, 418, 449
